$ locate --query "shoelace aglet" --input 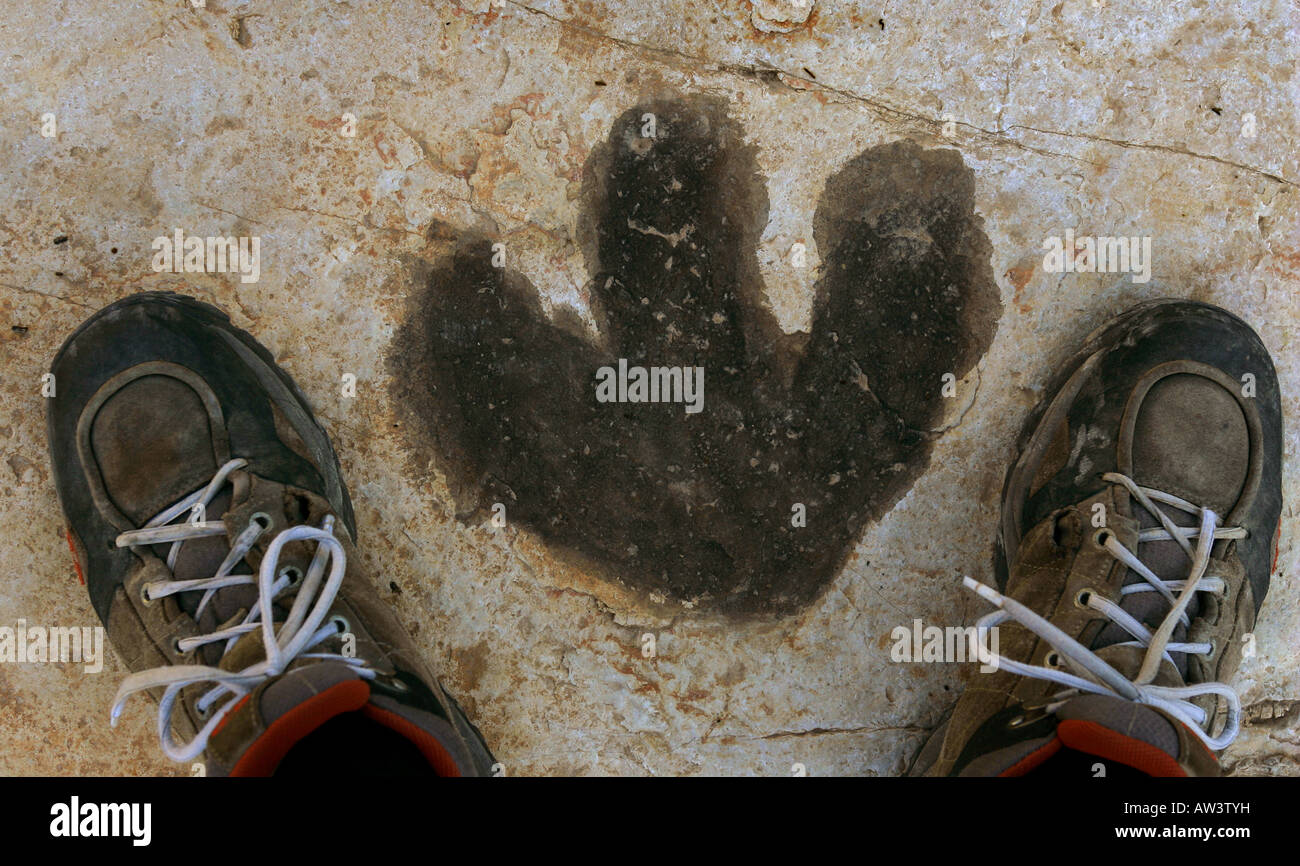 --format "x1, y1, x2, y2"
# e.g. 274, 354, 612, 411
964, 575, 1142, 701
962, 576, 1003, 607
